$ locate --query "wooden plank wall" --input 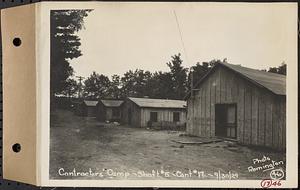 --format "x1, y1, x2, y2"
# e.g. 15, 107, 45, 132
210, 77, 216, 137
251, 89, 259, 146
121, 99, 141, 127
186, 100, 192, 134
96, 102, 106, 121
186, 66, 286, 150
105, 107, 122, 121
106, 107, 113, 120
140, 108, 186, 128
